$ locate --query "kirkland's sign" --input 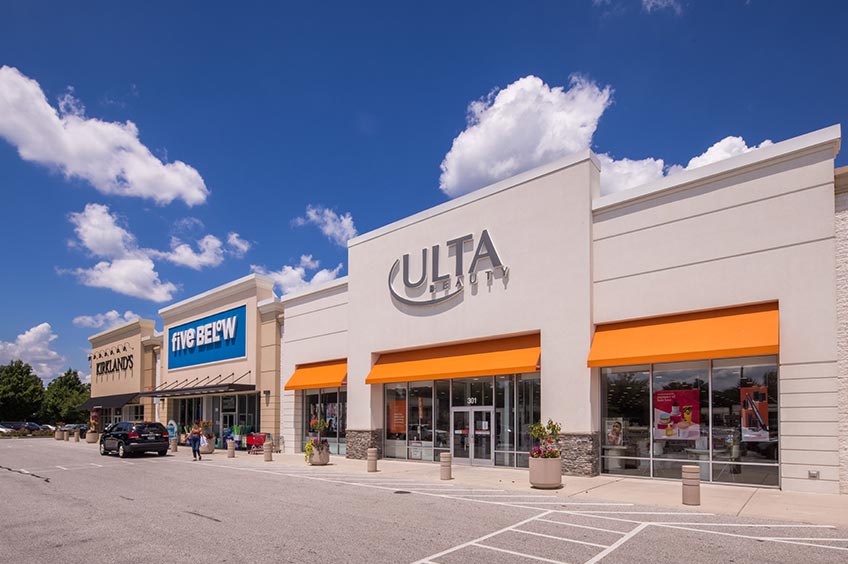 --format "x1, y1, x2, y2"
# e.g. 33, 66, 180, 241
168, 305, 246, 369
